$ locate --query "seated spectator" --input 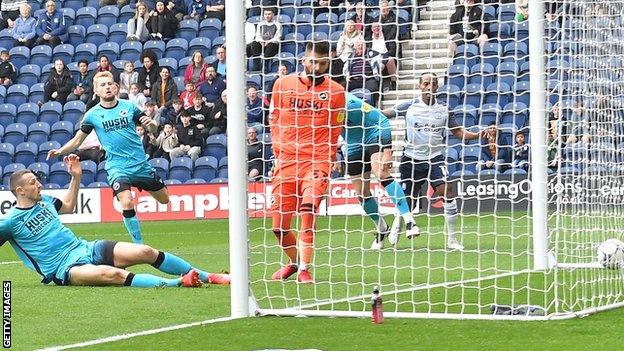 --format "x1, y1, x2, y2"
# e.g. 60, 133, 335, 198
184, 51, 210, 87
100, 0, 128, 8
367, 21, 398, 91
151, 122, 178, 161
336, 20, 364, 62
377, 1, 400, 42
136, 124, 157, 158
147, 1, 178, 40
515, 0, 528, 22
162, 98, 187, 126
127, 2, 151, 42
207, 89, 227, 135
247, 127, 264, 181
184, 0, 207, 21
91, 55, 120, 83
180, 81, 198, 109
0, 0, 24, 30
513, 131, 529, 171
170, 114, 203, 161
186, 93, 211, 136
35, 1, 67, 48
166, 0, 186, 22
204, 0, 225, 22
151, 67, 179, 113
143, 101, 162, 127
344, 40, 381, 105
448, 0, 488, 56
67, 59, 92, 103
0, 50, 17, 87
211, 46, 227, 80
43, 59, 73, 104
348, 1, 375, 33
75, 130, 104, 163
128, 83, 148, 111
565, 101, 591, 145
278, 63, 289, 77
246, 86, 264, 134
119, 61, 138, 98
246, 7, 282, 71
12, 3, 36, 48
197, 66, 226, 108
477, 123, 509, 172
329, 47, 345, 87
138, 50, 160, 96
